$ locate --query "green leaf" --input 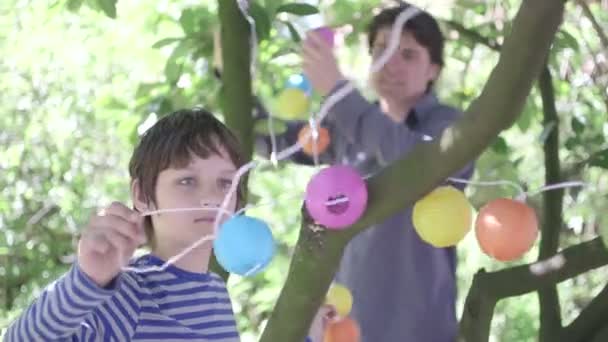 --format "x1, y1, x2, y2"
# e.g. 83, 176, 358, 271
96, 0, 117, 19
590, 150, 608, 169
249, 2, 272, 41
571, 117, 585, 135
516, 97, 537, 131
491, 136, 509, 154
152, 37, 183, 49
556, 29, 580, 50
66, 0, 84, 11
284, 21, 301, 43
275, 3, 319, 16
564, 136, 580, 151
135, 82, 164, 99
164, 40, 191, 83
180, 8, 197, 35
